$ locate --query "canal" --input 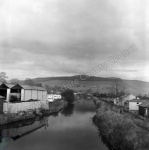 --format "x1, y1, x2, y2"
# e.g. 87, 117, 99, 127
0, 99, 108, 150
